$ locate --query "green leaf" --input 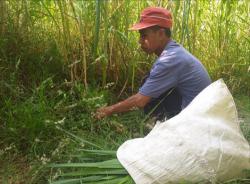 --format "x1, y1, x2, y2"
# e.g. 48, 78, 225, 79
59, 168, 128, 177
48, 159, 124, 169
